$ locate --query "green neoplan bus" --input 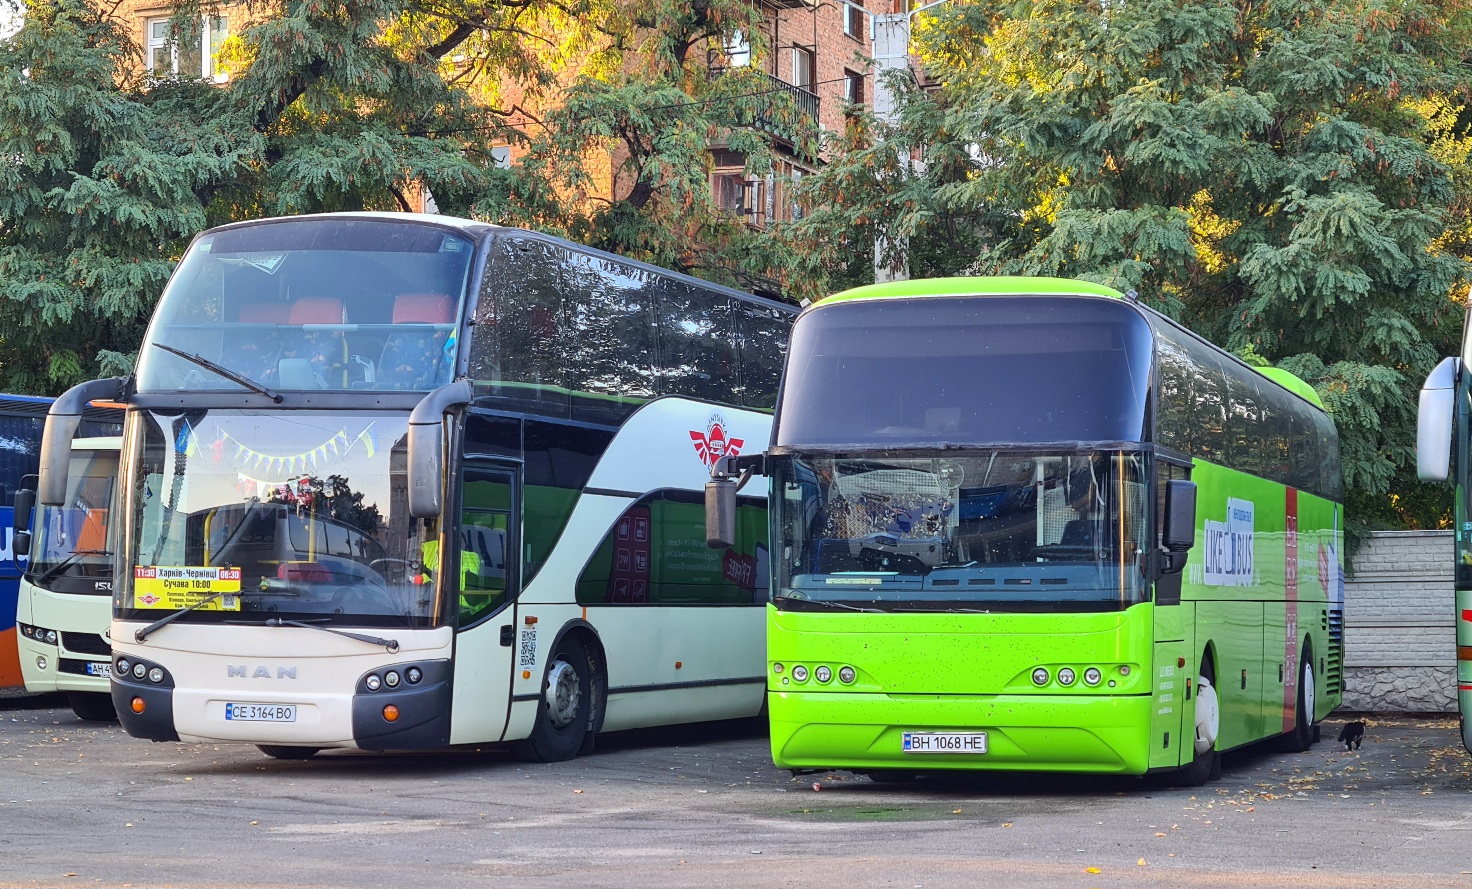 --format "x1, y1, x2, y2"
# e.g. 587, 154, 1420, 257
708, 277, 1345, 784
